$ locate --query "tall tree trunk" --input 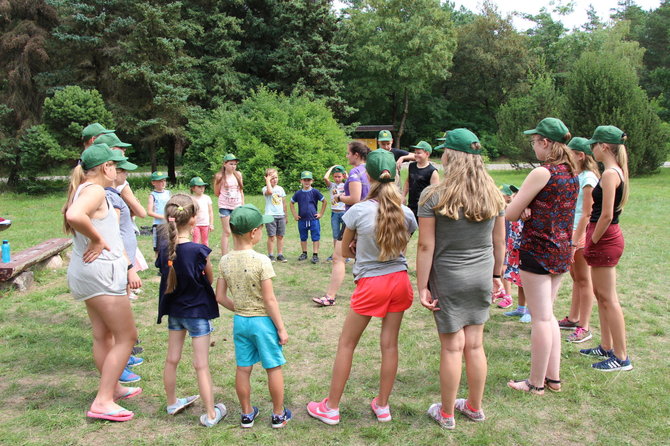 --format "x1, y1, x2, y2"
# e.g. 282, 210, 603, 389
390, 92, 397, 133
397, 89, 409, 148
167, 135, 178, 184
150, 142, 157, 172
